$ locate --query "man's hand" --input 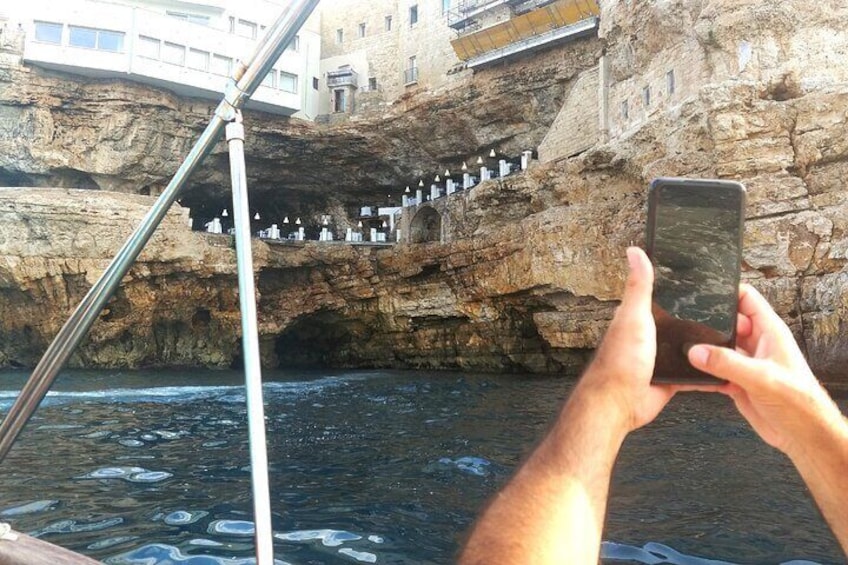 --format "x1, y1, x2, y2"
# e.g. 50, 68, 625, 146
688, 283, 848, 555
575, 246, 695, 434
687, 284, 845, 458
459, 247, 690, 565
